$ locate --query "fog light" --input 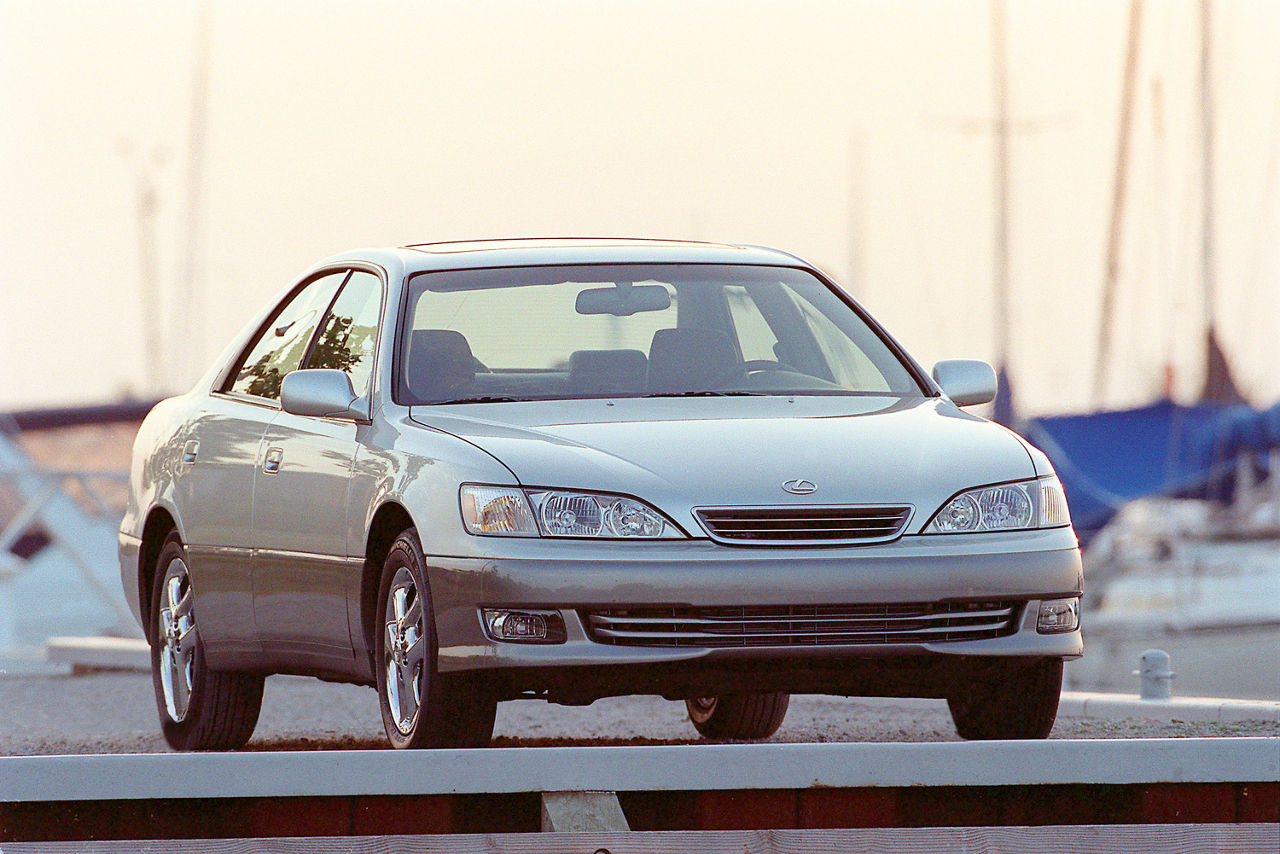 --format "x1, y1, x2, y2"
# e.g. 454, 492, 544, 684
1037, 597, 1080, 634
482, 608, 566, 644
